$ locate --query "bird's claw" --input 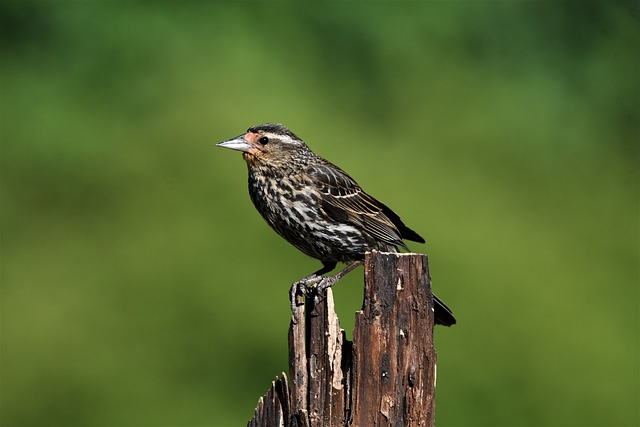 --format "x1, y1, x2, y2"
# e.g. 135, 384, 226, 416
316, 275, 338, 293
301, 276, 324, 294
289, 275, 324, 321
290, 276, 322, 300
290, 274, 340, 322
291, 274, 338, 307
